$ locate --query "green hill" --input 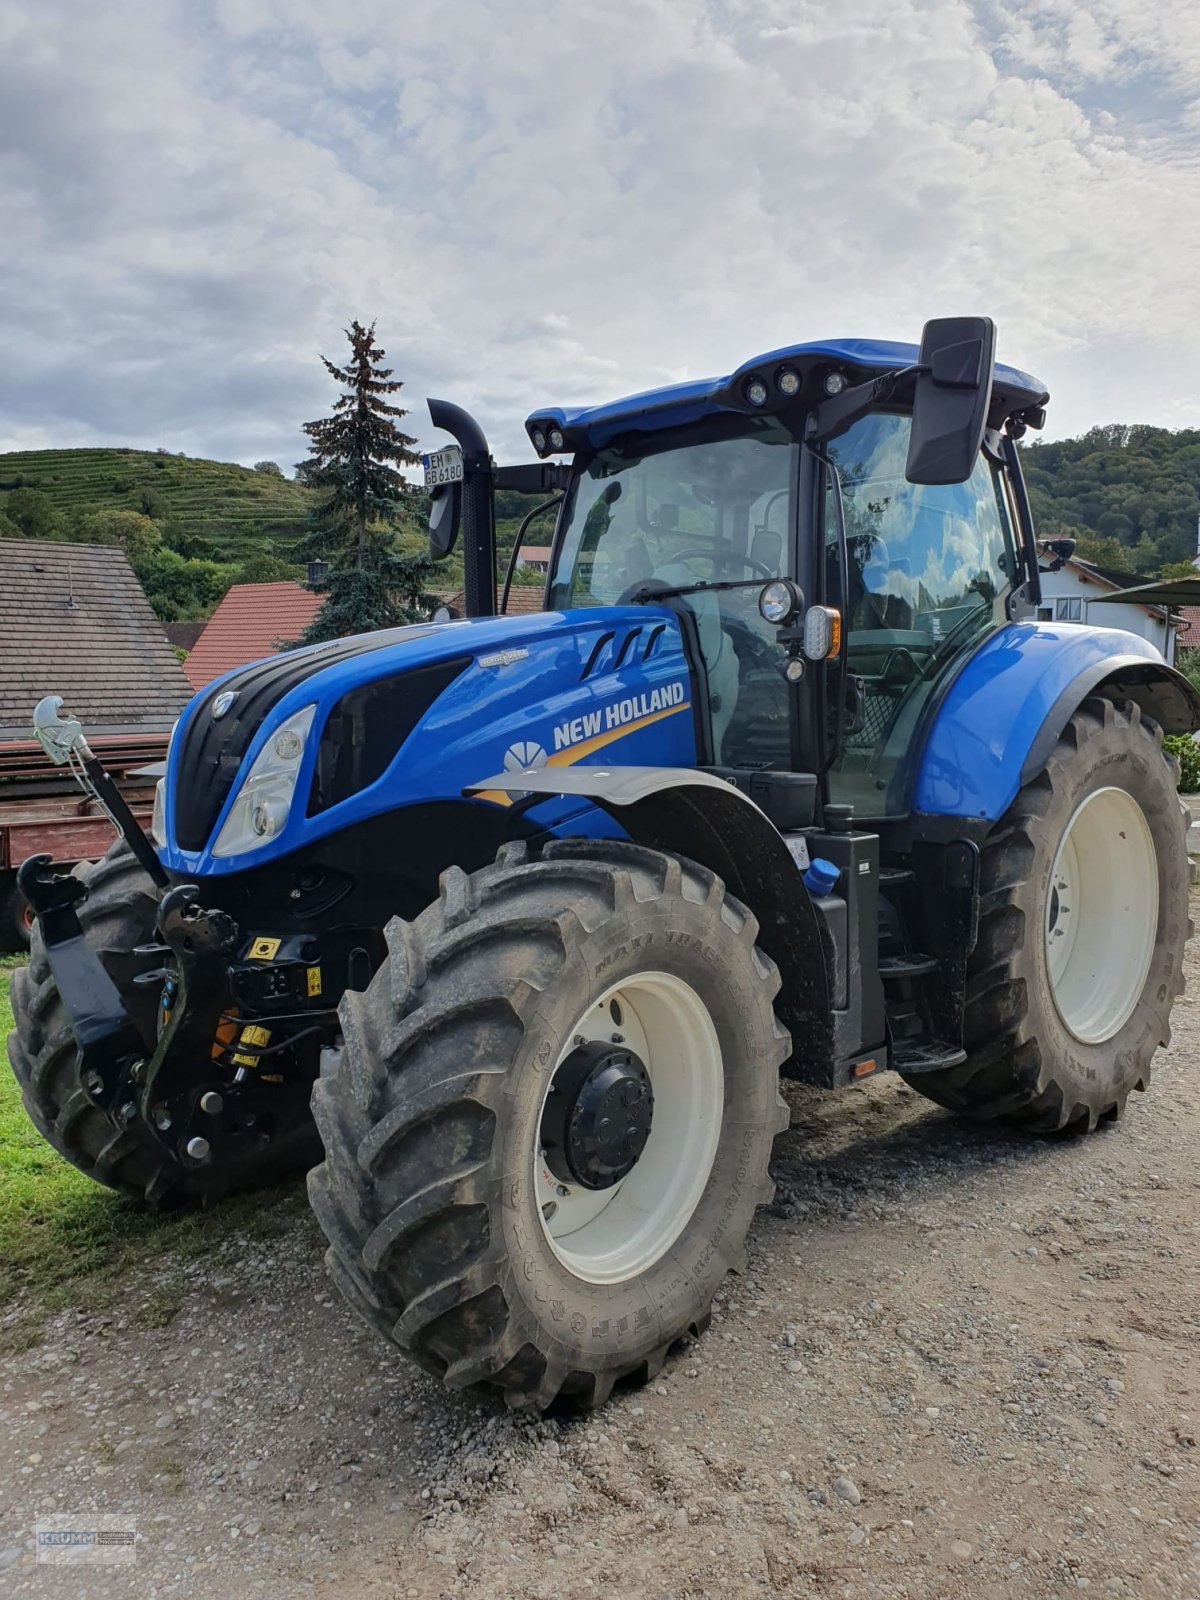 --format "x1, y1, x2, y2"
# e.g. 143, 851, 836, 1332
0, 448, 313, 562
1022, 425, 1200, 576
